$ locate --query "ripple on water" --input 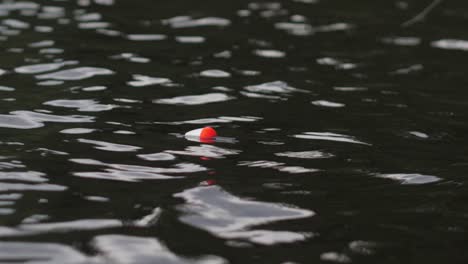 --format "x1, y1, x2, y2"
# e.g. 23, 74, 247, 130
275, 22, 313, 36
317, 57, 356, 70
333, 86, 368, 92
382, 36, 421, 46
199, 69, 231, 78
293, 132, 370, 145
60, 128, 96, 134
137, 153, 177, 161
348, 240, 378, 255
78, 22, 111, 30
431, 39, 468, 51
166, 145, 241, 159
163, 16, 231, 28
0, 111, 93, 129
154, 93, 234, 105
126, 34, 167, 41
2, 19, 29, 29
376, 173, 441, 185
77, 138, 141, 152
127, 74, 171, 87
243, 81, 308, 99
15, 61, 78, 74
0, 182, 66, 192
111, 53, 150, 63
0, 171, 47, 182
7, 219, 122, 236
253, 49, 286, 58
154, 116, 261, 125
44, 99, 117, 112
311, 100, 345, 108
175, 185, 314, 245
238, 160, 318, 174
82, 86, 107, 92
74, 12, 102, 22
0, 242, 89, 263
29, 39, 53, 46
320, 252, 352, 263
313, 23, 353, 33
36, 67, 114, 80
0, 2, 39, 11
70, 158, 205, 182
0, 86, 14, 91
408, 131, 429, 139
175, 36, 206, 43
275, 151, 334, 159
0, 161, 67, 214
93, 235, 227, 264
